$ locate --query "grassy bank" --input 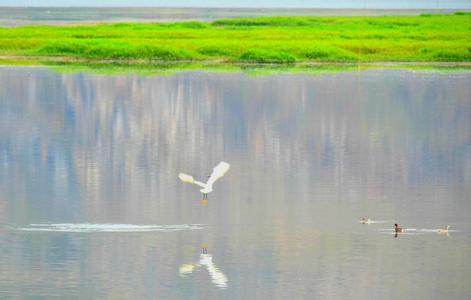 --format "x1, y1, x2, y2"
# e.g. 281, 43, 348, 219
0, 13, 470, 63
